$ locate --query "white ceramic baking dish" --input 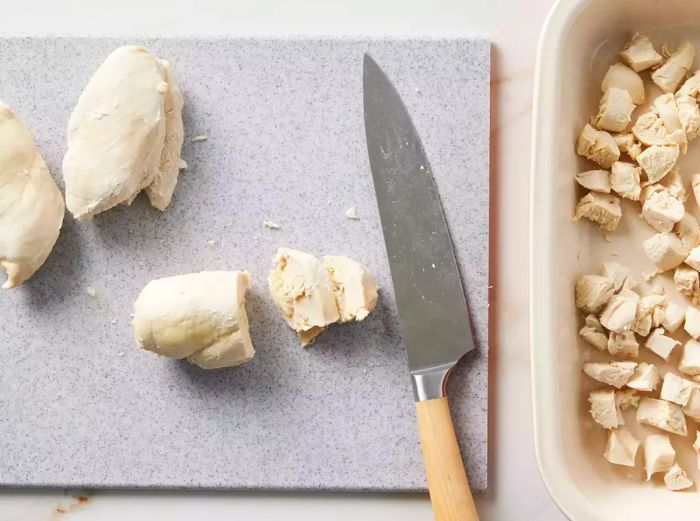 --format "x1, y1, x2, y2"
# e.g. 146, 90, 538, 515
531, 0, 700, 519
